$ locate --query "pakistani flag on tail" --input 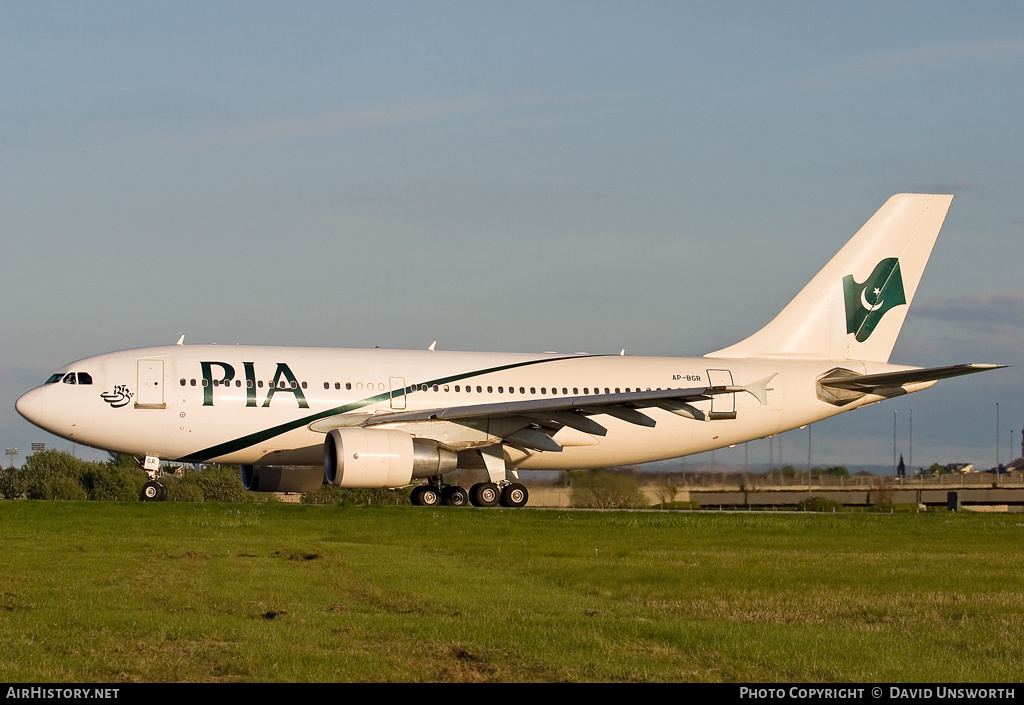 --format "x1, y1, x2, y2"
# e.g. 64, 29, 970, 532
842, 257, 907, 343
